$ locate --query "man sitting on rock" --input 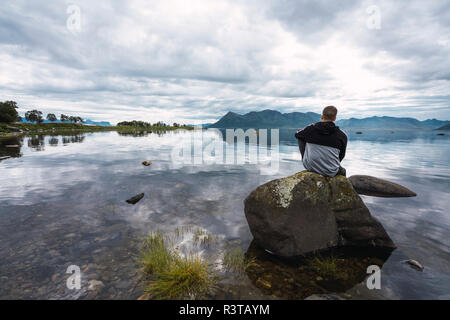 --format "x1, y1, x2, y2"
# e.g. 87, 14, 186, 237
295, 106, 347, 177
